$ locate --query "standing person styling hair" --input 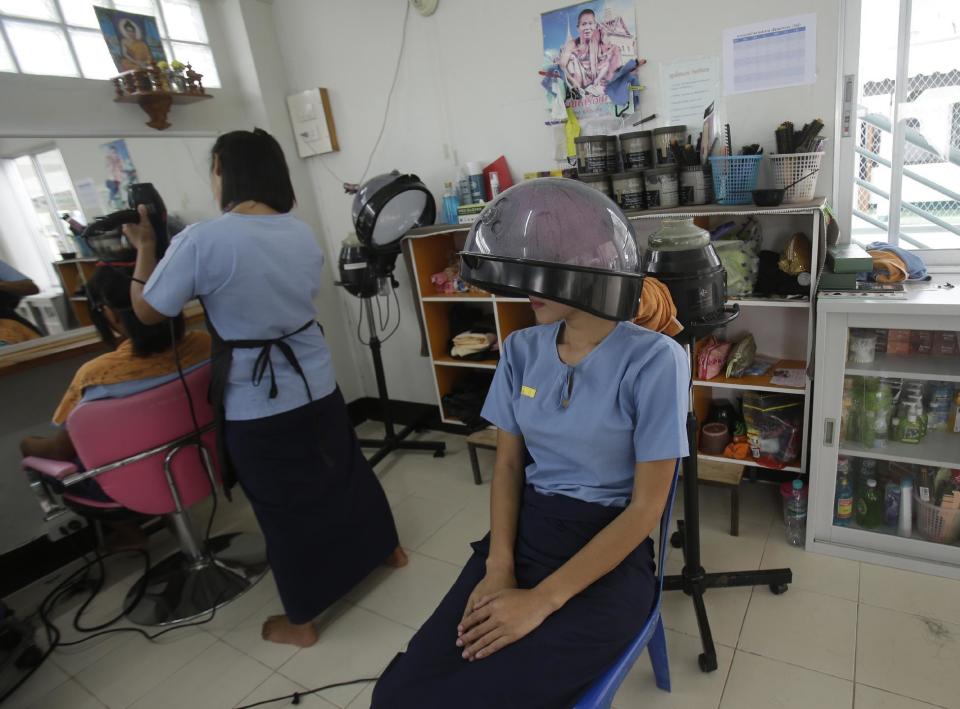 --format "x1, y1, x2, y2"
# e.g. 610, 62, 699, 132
125, 128, 405, 648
